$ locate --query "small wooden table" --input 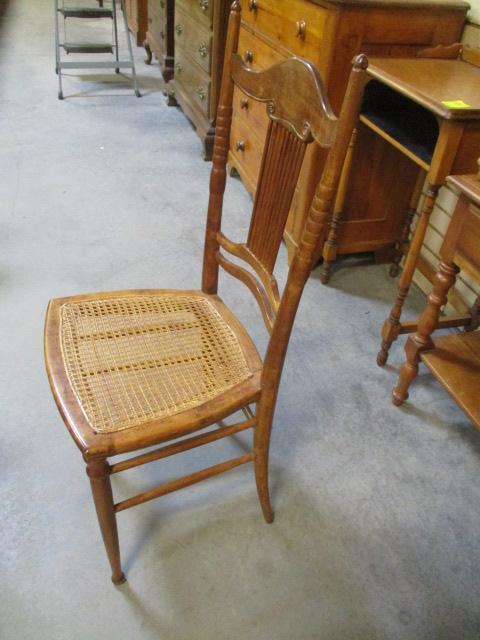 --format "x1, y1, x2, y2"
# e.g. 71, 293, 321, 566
329, 55, 480, 366
392, 170, 480, 429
